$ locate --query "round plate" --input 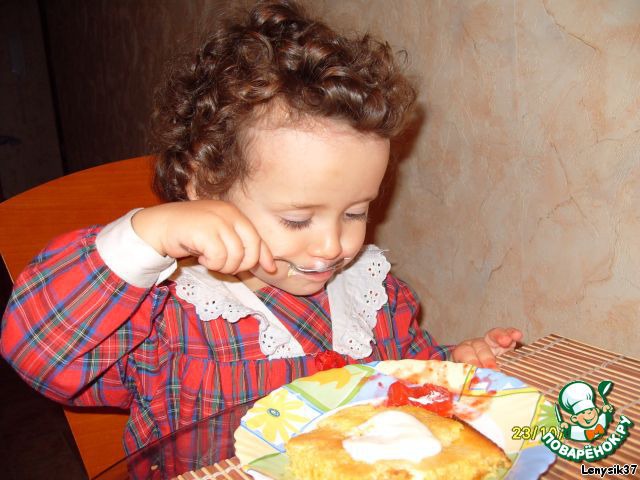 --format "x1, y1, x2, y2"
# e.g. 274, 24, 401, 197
234, 359, 556, 479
